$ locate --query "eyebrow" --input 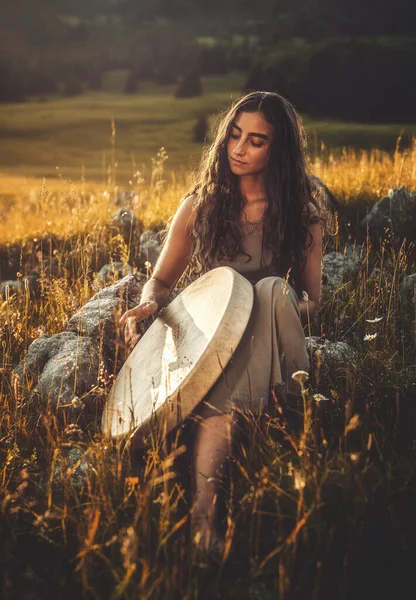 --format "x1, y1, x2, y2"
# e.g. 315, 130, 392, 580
231, 121, 270, 141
